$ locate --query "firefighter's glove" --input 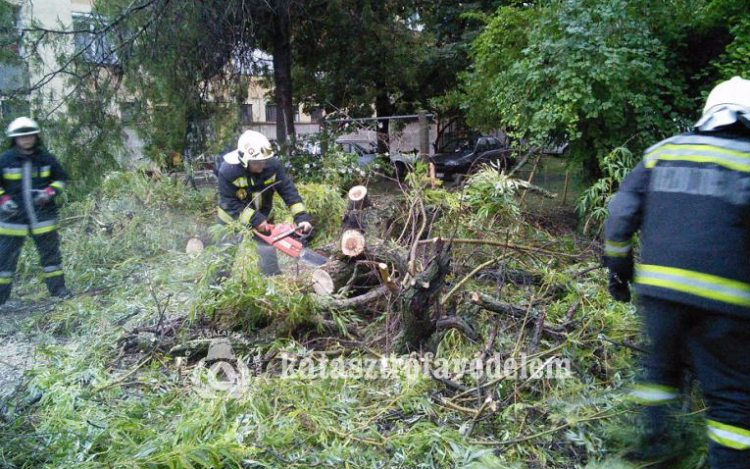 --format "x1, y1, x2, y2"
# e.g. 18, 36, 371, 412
608, 272, 631, 303
254, 220, 271, 234
33, 187, 56, 206
297, 221, 312, 234
0, 195, 18, 214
